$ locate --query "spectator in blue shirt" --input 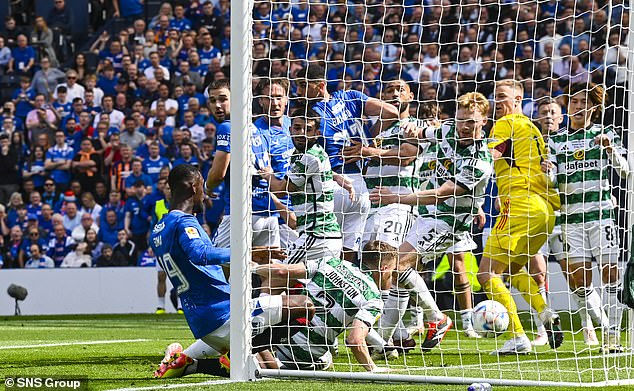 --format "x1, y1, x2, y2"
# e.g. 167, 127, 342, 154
124, 180, 150, 254
124, 160, 153, 196
97, 65, 119, 96
98, 209, 122, 246
142, 141, 171, 183
47, 223, 75, 267
8, 35, 35, 75
11, 77, 35, 120
45, 130, 75, 192
172, 142, 198, 168
169, 5, 193, 32
113, 0, 144, 21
